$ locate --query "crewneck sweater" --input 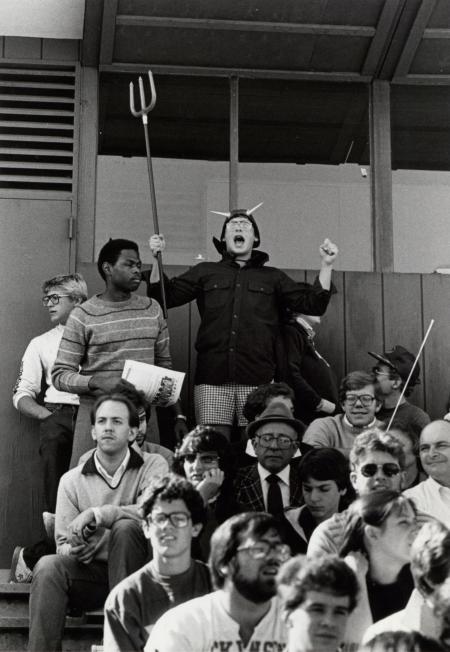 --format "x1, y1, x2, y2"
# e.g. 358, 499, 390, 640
52, 294, 171, 395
